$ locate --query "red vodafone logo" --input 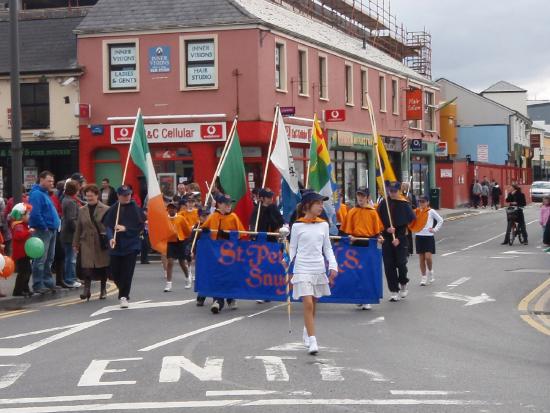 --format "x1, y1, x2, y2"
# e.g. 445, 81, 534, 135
324, 109, 346, 122
112, 126, 134, 142
200, 124, 223, 139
